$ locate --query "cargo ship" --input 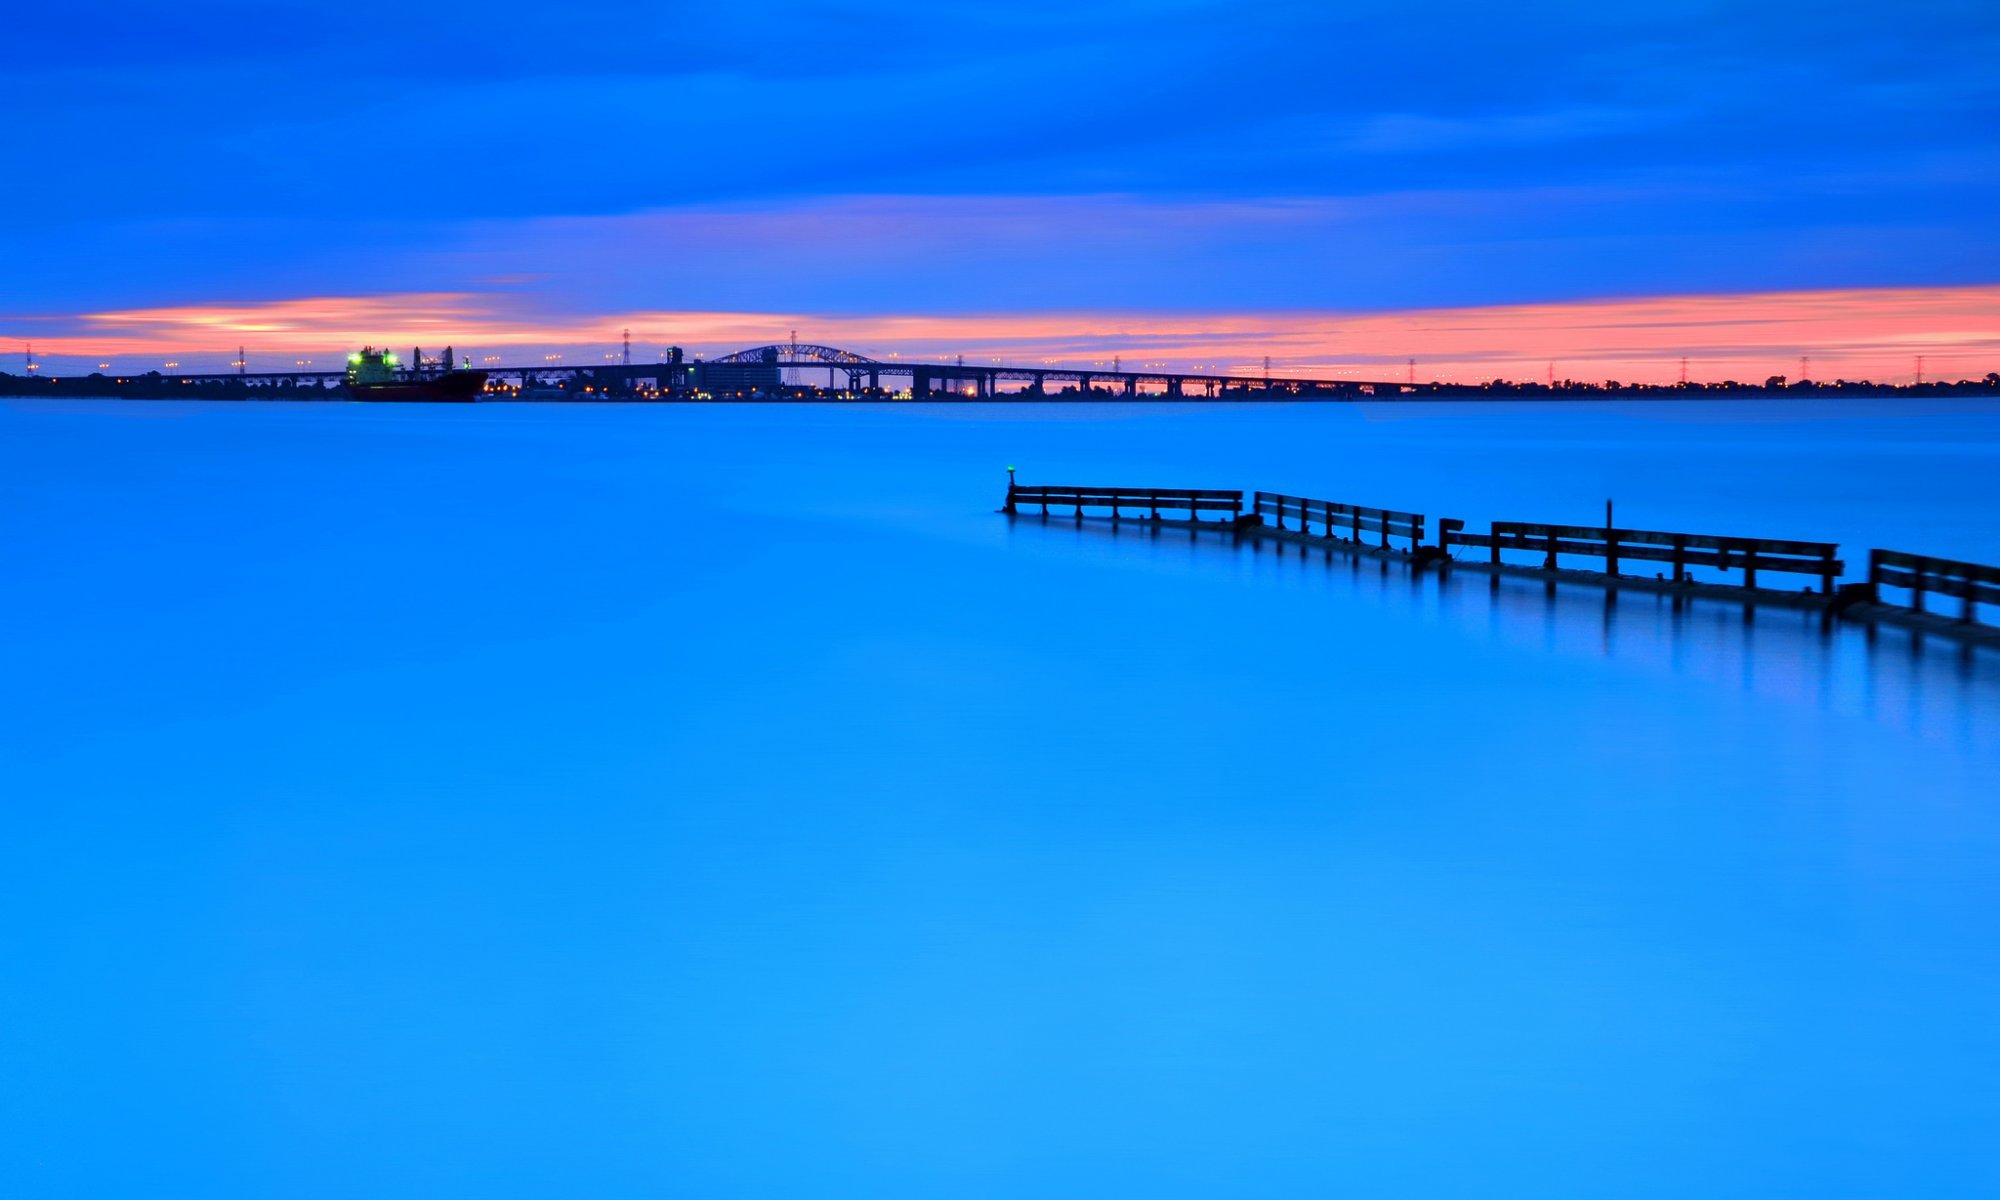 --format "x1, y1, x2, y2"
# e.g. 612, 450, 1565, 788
344, 346, 486, 402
